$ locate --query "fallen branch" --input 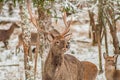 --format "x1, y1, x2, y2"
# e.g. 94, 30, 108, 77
0, 21, 12, 25
0, 64, 19, 67
76, 40, 91, 43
